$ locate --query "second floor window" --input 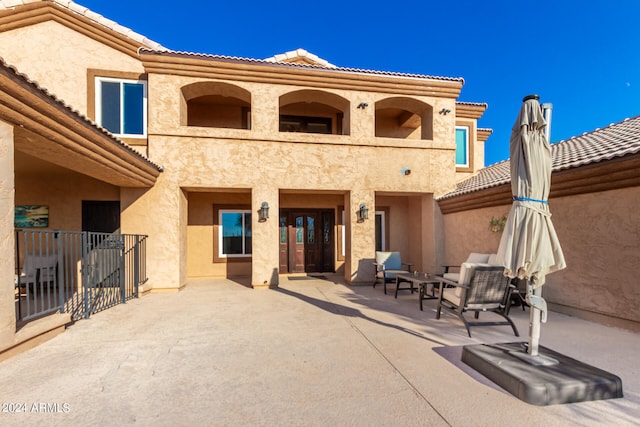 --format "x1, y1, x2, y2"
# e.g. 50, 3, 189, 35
95, 77, 147, 138
455, 126, 469, 168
